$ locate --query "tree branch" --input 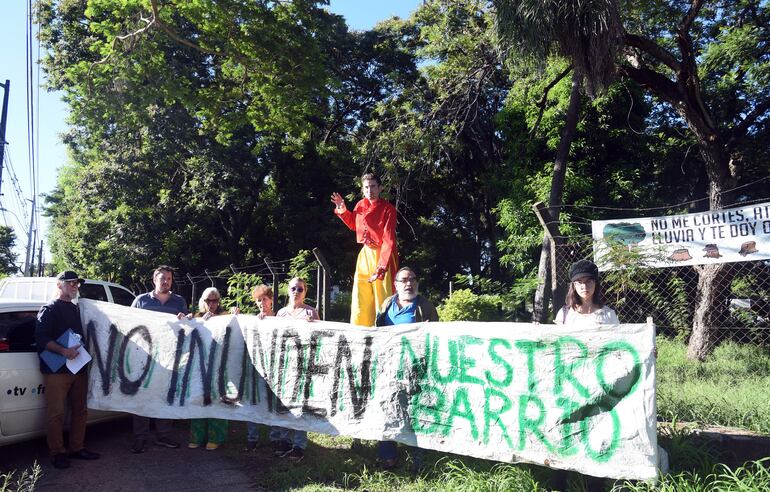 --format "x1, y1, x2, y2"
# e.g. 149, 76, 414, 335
679, 0, 704, 33
619, 63, 680, 108
529, 65, 573, 139
726, 96, 770, 151
86, 14, 156, 93
150, 0, 222, 57
675, 0, 715, 132
623, 33, 680, 72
